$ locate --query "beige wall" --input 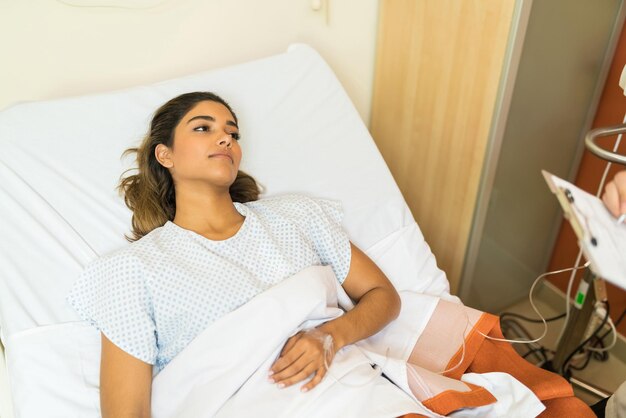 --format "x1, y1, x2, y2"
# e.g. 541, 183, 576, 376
0, 0, 379, 123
